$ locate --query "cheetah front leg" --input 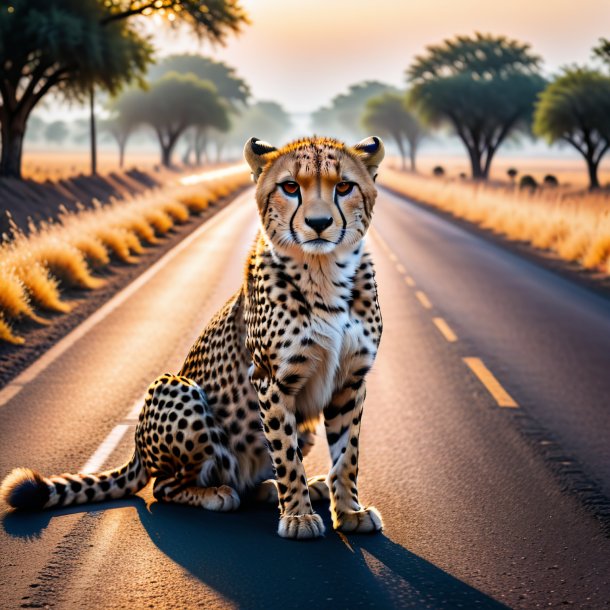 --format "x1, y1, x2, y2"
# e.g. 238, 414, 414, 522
256, 380, 325, 540
323, 381, 383, 533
